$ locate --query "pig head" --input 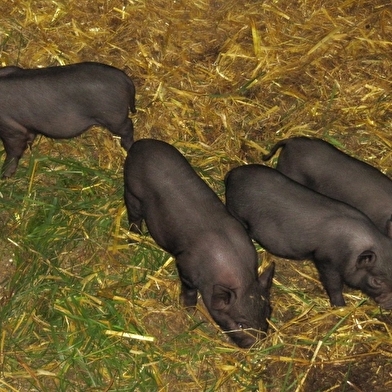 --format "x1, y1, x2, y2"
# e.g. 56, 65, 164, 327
124, 139, 275, 348
263, 136, 392, 236
225, 164, 392, 309
0, 62, 136, 178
